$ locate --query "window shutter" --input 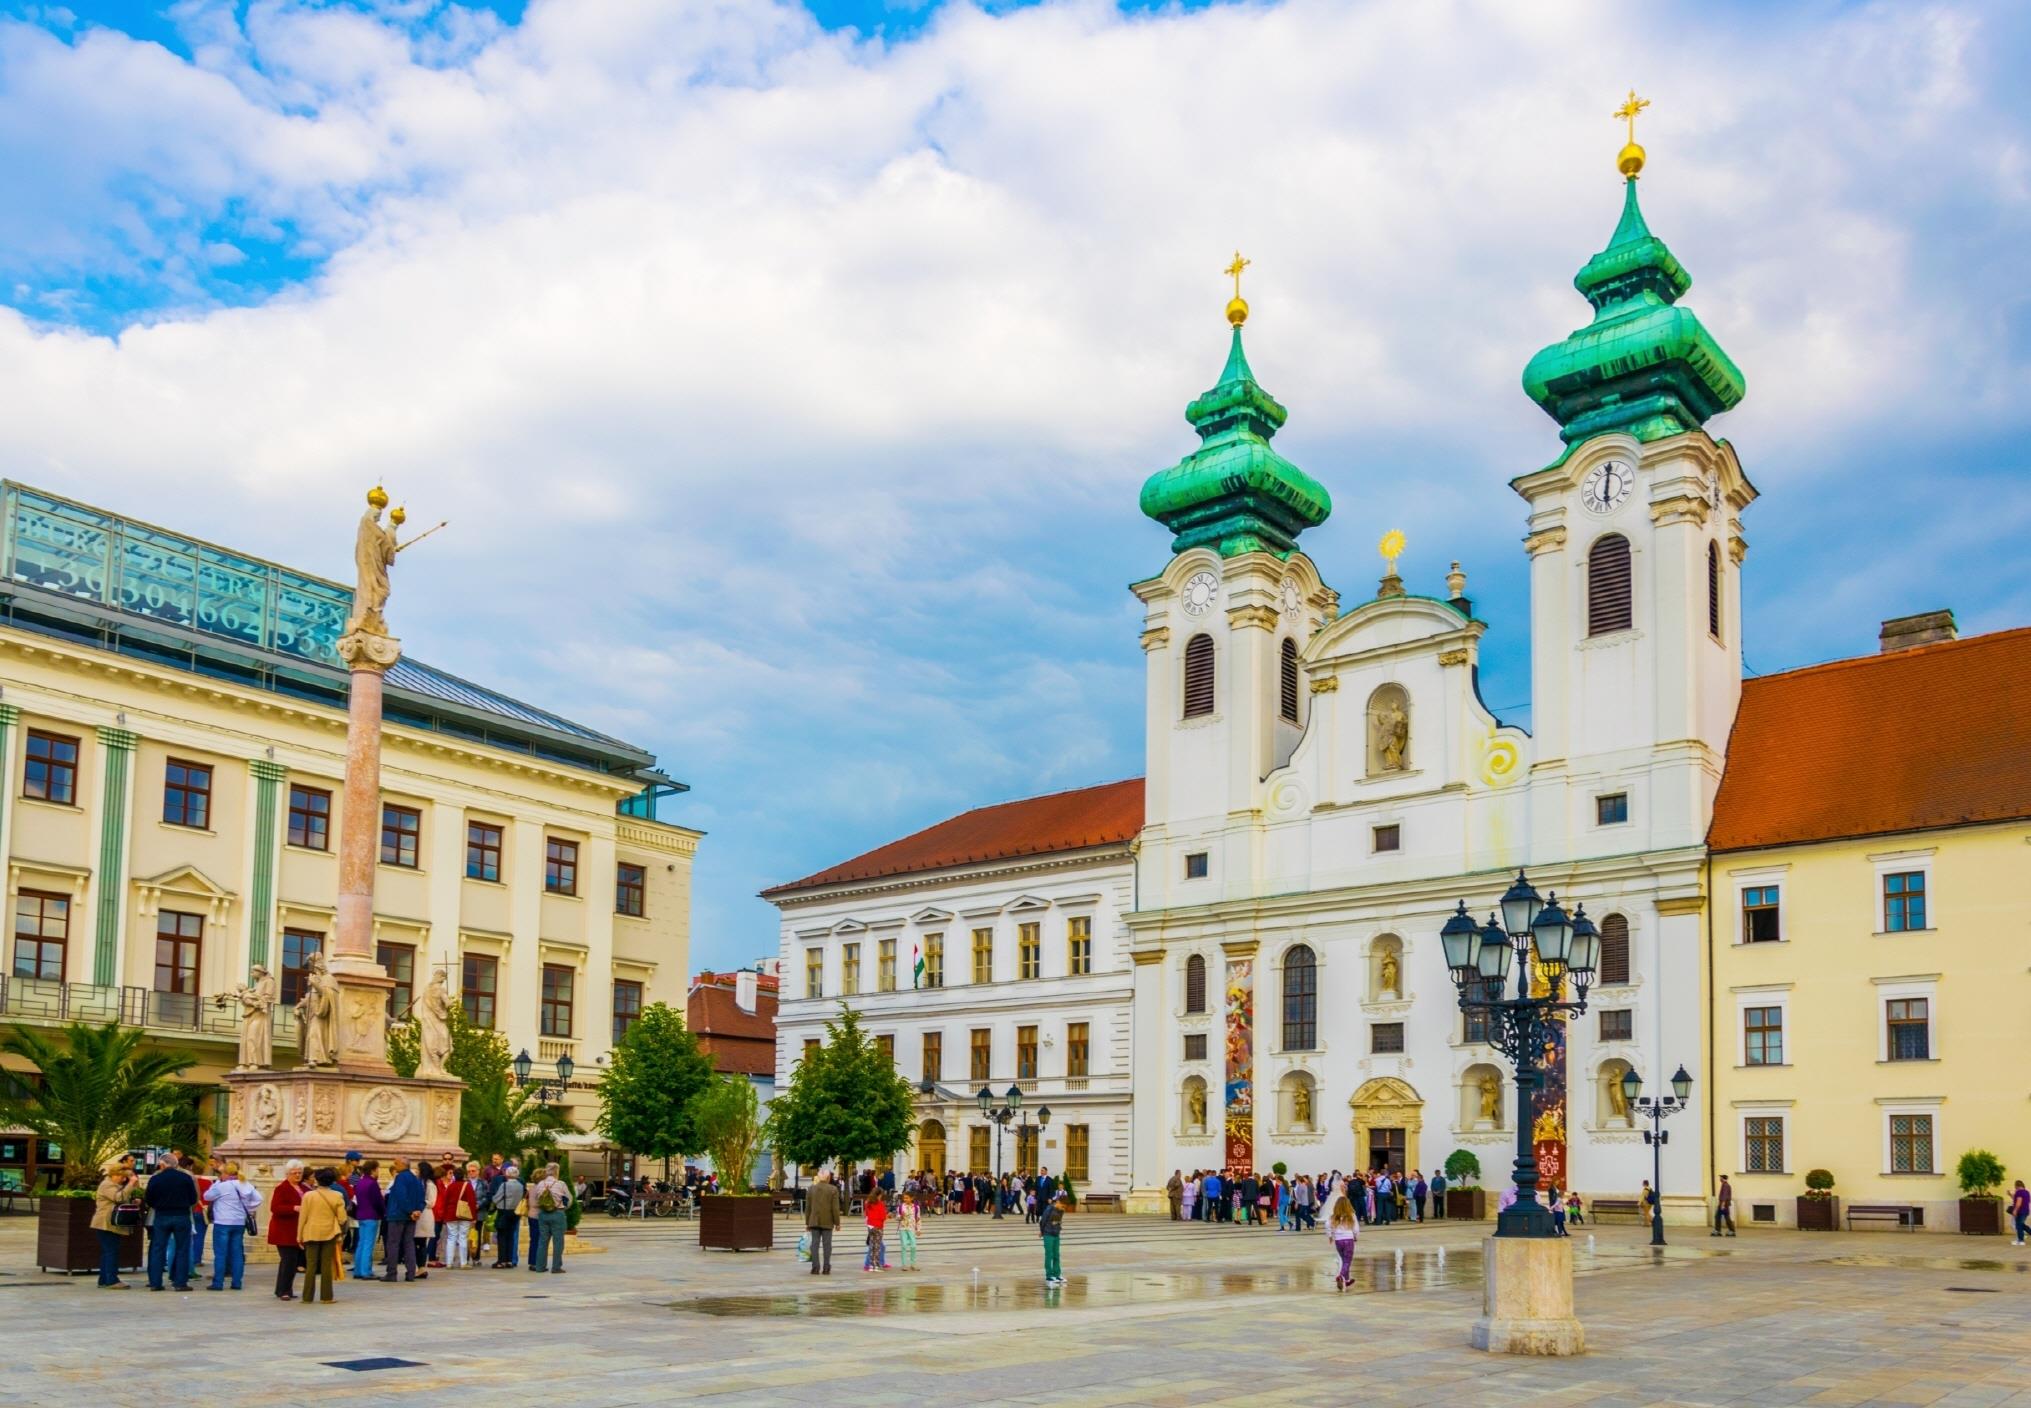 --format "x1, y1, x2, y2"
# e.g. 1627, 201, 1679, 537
1184, 954, 1206, 1013
1182, 634, 1216, 717
1278, 638, 1299, 722
1707, 540, 1722, 639
1587, 535, 1633, 636
1599, 912, 1630, 985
